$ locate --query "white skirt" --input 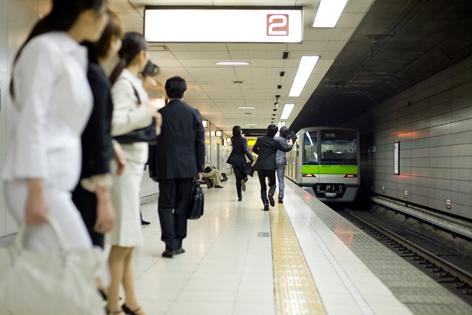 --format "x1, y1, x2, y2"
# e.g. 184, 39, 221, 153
106, 159, 144, 247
